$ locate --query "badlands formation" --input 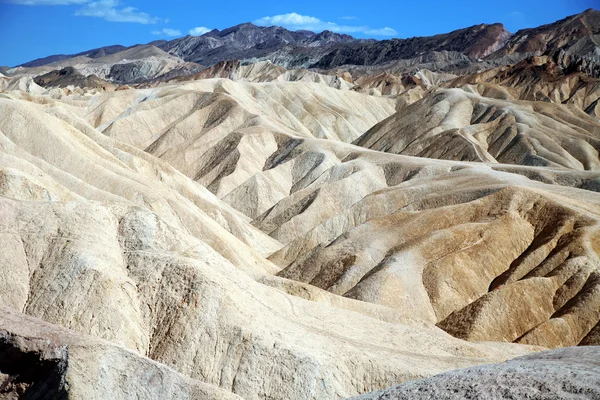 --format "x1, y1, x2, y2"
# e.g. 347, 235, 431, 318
1, 8, 600, 400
